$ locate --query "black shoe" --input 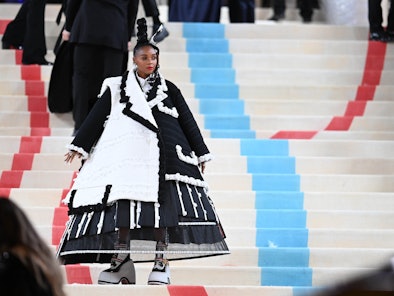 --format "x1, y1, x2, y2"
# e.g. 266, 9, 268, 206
268, 14, 284, 21
302, 17, 312, 23
22, 59, 53, 66
387, 31, 394, 42
369, 31, 388, 42
152, 24, 169, 43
